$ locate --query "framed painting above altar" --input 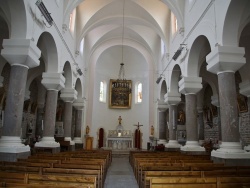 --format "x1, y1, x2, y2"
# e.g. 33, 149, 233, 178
109, 79, 132, 109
